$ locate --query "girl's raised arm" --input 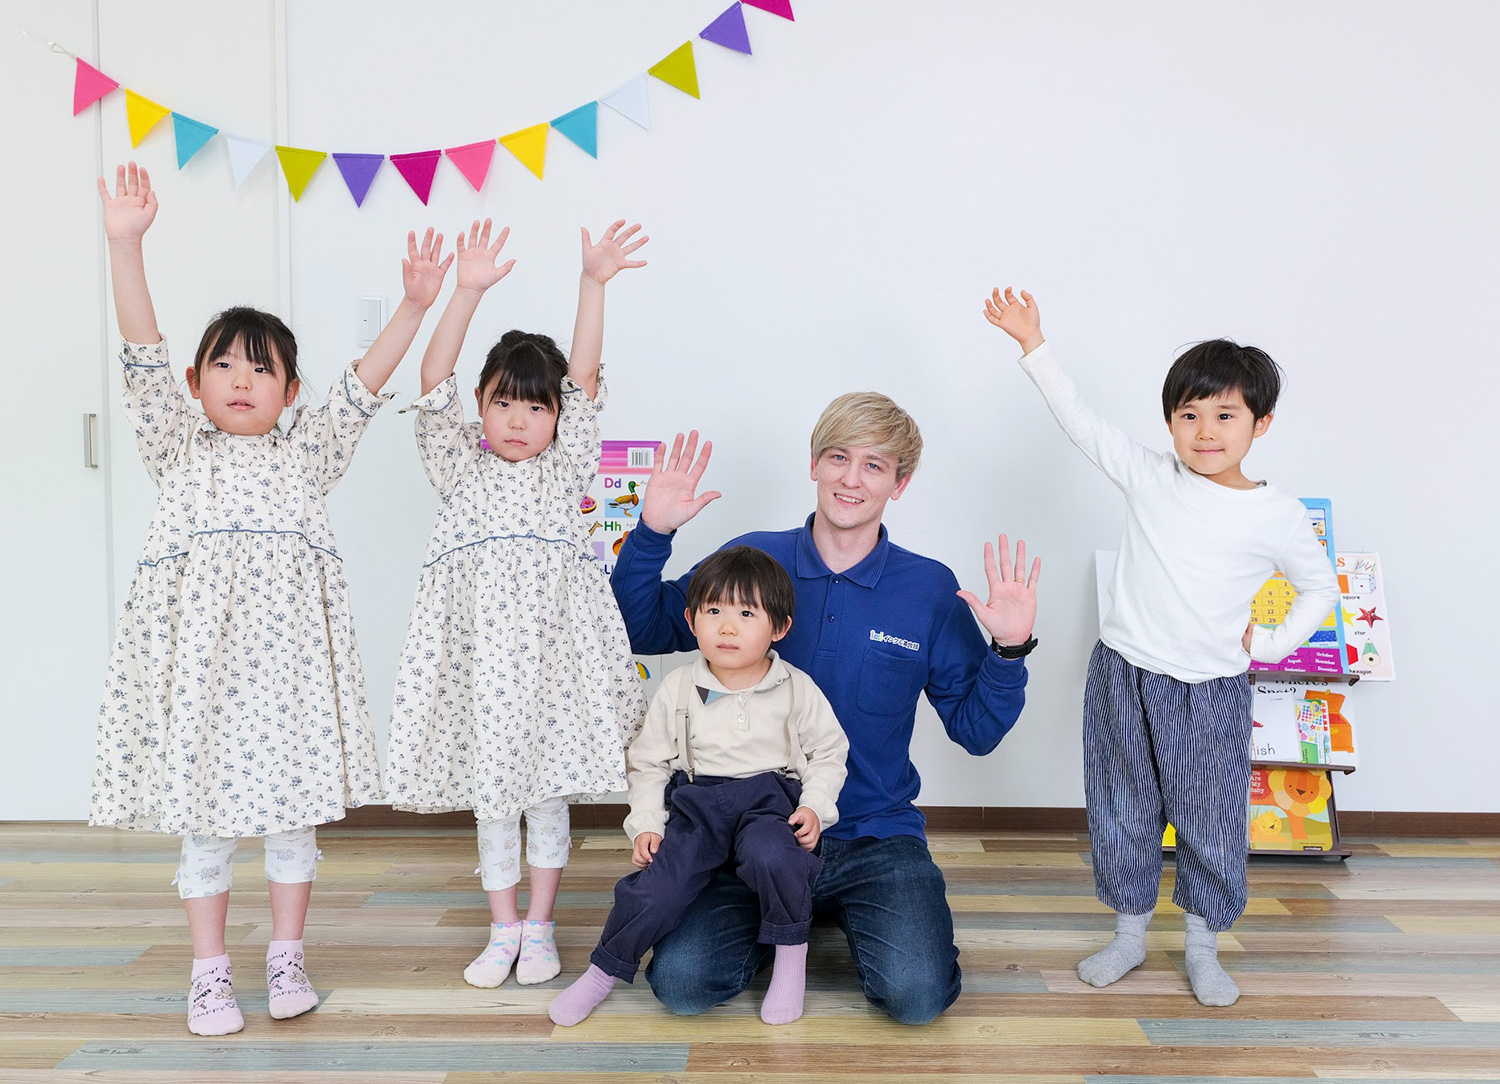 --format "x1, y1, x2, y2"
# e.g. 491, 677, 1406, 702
419, 219, 513, 396
353, 227, 453, 394
570, 220, 648, 399
97, 162, 161, 344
